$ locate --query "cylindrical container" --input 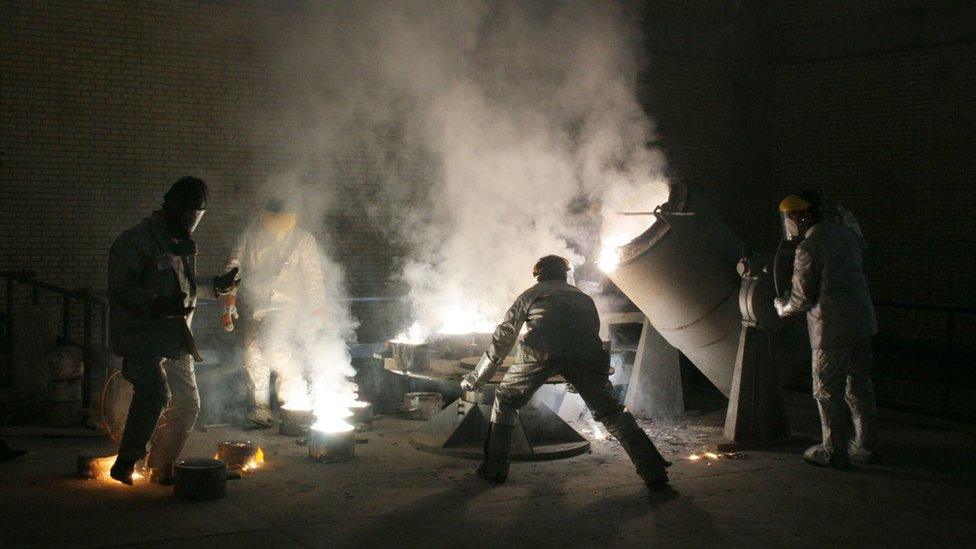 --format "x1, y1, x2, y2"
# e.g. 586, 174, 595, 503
403, 392, 443, 420
174, 458, 227, 501
214, 440, 257, 471
76, 452, 115, 479
387, 341, 431, 371
48, 378, 83, 402
279, 407, 314, 437
607, 182, 743, 396
349, 401, 374, 432
308, 428, 356, 463
47, 346, 84, 381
